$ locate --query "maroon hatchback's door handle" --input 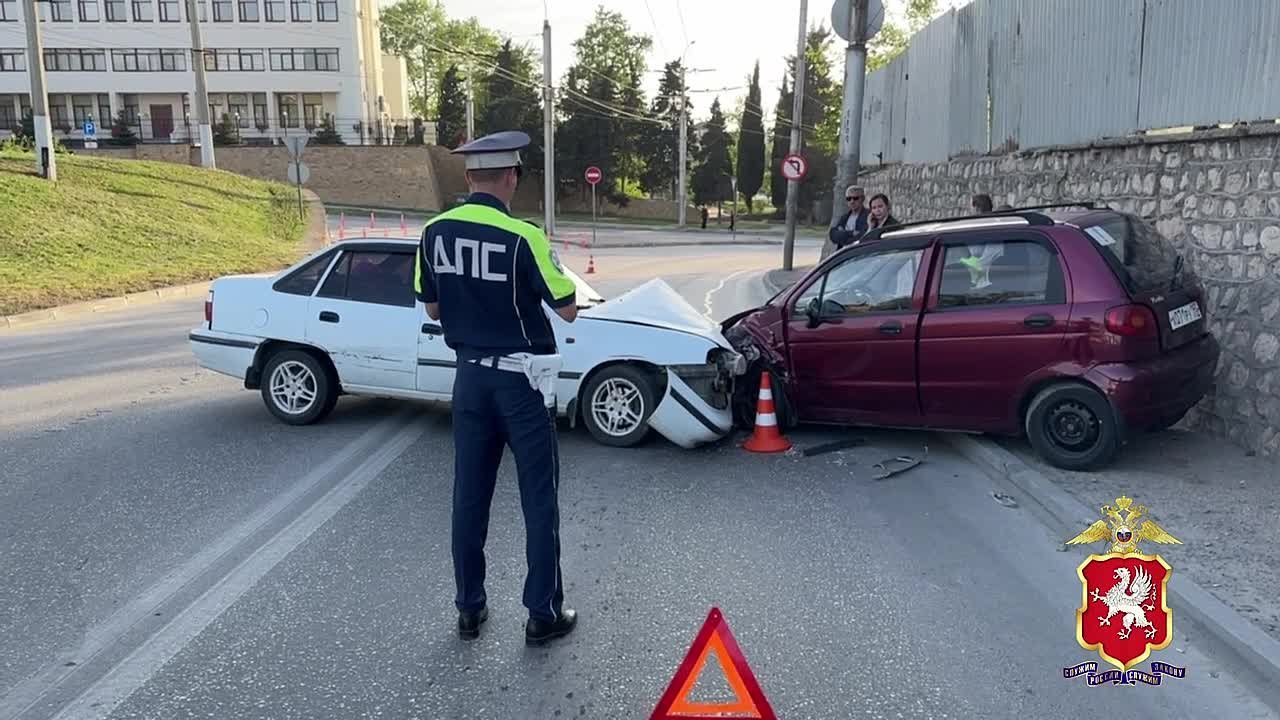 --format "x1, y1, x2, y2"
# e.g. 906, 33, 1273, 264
878, 320, 903, 335
1024, 313, 1054, 328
